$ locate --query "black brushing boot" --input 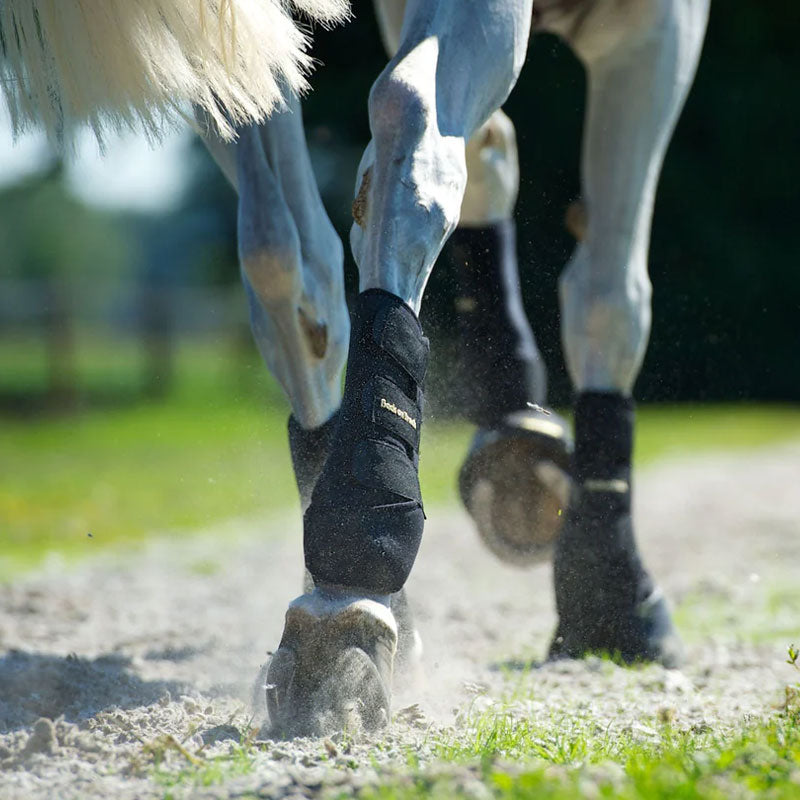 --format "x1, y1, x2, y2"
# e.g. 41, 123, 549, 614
289, 408, 423, 673
447, 222, 572, 565
449, 220, 546, 423
267, 290, 429, 736
304, 289, 428, 595
548, 392, 683, 667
